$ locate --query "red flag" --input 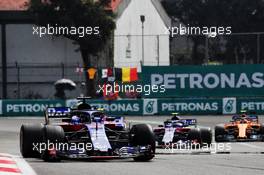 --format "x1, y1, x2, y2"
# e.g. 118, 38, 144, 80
130, 68, 138, 81
107, 68, 113, 77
